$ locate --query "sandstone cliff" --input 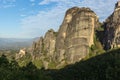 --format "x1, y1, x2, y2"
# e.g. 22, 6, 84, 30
64, 7, 98, 64
103, 1, 120, 50
31, 29, 57, 69
54, 7, 99, 64
29, 7, 99, 68
55, 7, 80, 63
16, 1, 120, 69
